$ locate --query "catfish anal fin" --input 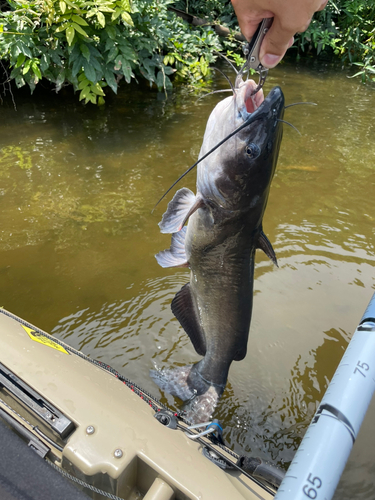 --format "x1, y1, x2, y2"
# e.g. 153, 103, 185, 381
171, 283, 206, 356
257, 231, 278, 267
